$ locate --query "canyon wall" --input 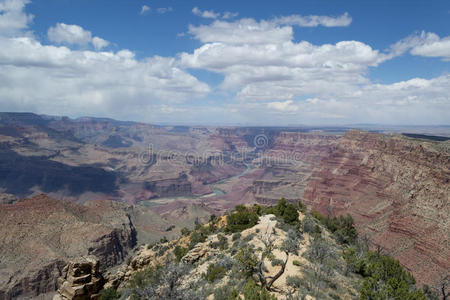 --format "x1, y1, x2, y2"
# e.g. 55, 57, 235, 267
0, 195, 136, 299
303, 130, 450, 287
